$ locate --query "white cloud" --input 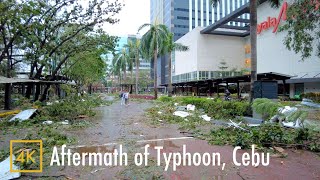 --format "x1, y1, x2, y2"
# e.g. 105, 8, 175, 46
102, 0, 150, 37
